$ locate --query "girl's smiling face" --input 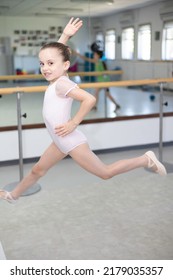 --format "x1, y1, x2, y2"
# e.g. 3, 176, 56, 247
39, 47, 70, 84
